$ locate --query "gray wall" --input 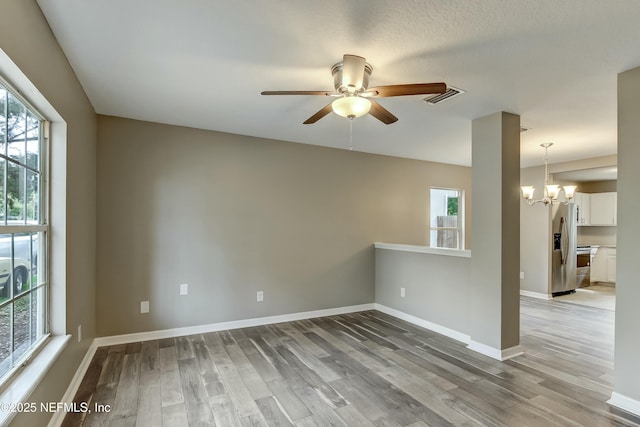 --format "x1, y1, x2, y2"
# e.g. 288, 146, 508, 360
375, 249, 471, 335
96, 116, 472, 336
614, 66, 640, 406
1, 1, 97, 426
519, 166, 552, 295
